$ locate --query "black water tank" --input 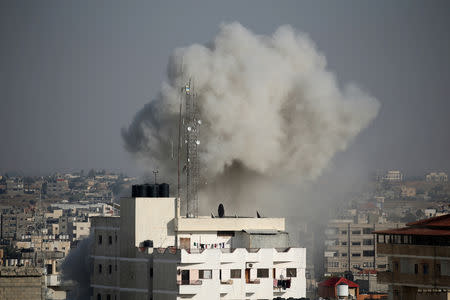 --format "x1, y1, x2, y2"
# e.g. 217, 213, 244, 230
159, 183, 169, 197
149, 184, 159, 197
136, 184, 144, 197
132, 185, 139, 197
143, 184, 152, 197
